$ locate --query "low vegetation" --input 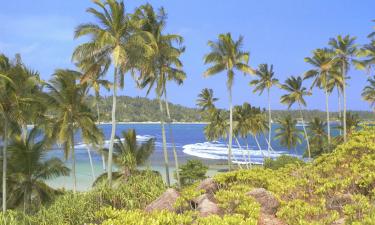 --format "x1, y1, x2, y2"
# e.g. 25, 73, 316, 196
0, 127, 373, 224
